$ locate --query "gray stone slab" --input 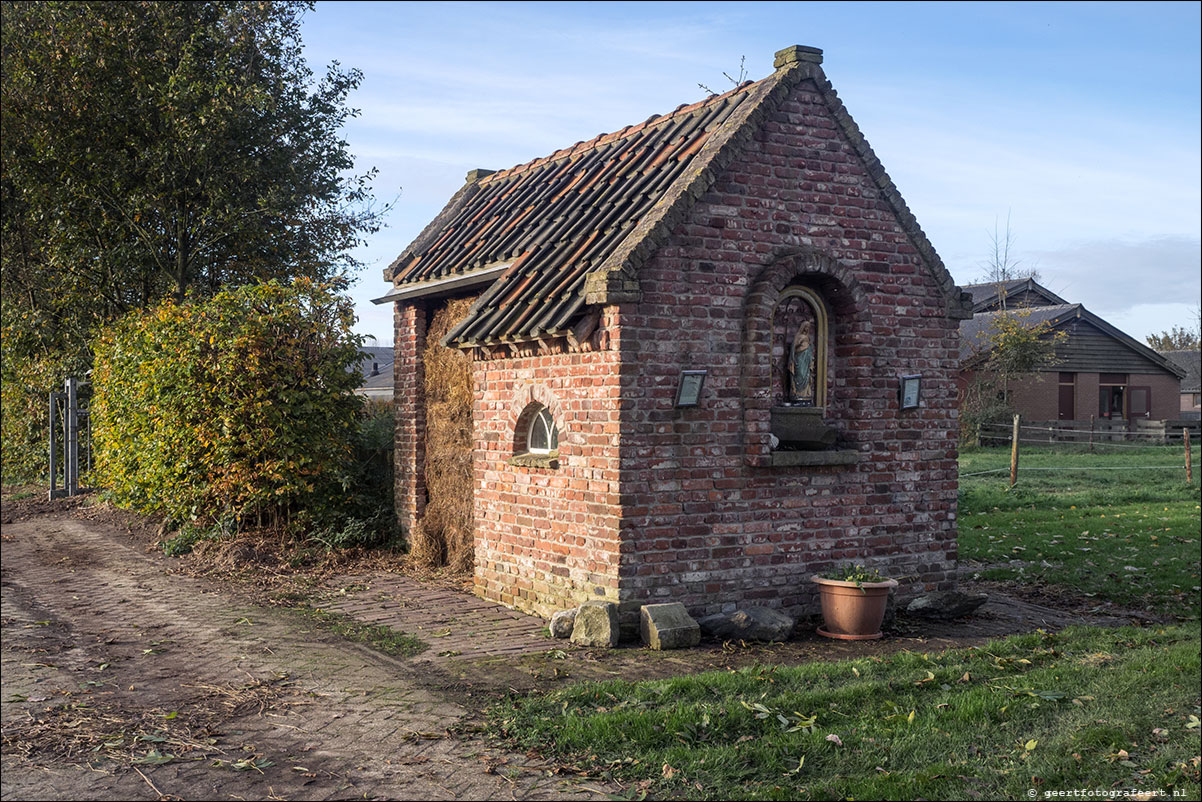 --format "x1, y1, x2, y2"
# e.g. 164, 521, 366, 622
639, 603, 700, 650
698, 606, 794, 642
570, 600, 618, 648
